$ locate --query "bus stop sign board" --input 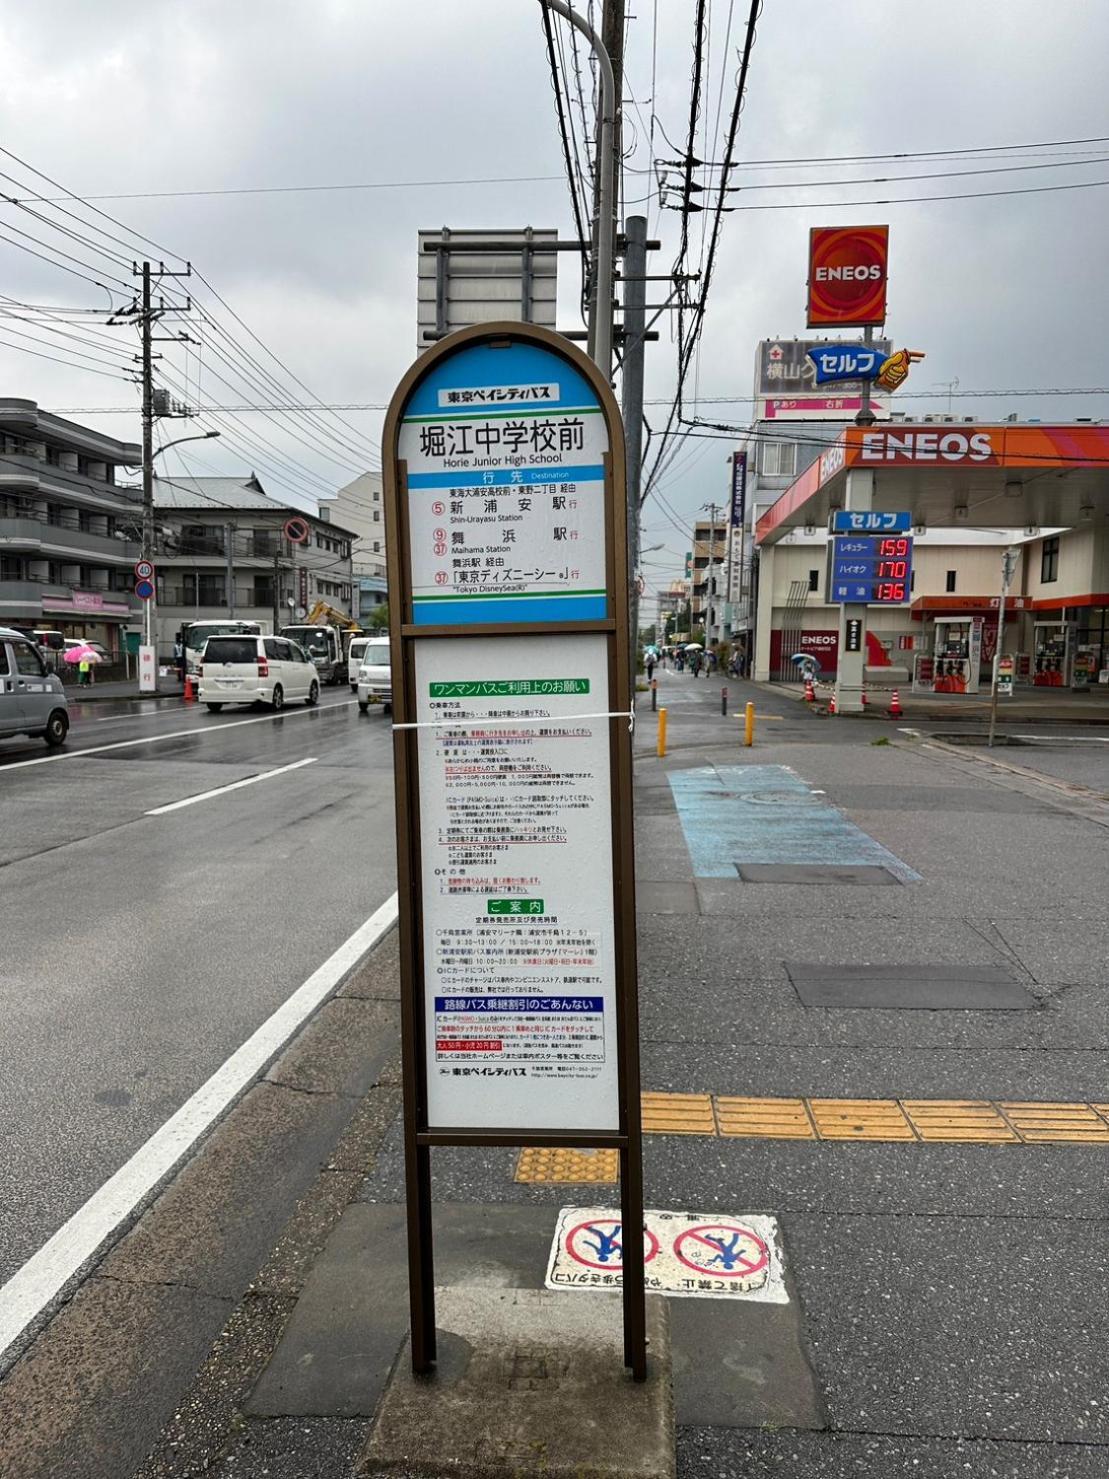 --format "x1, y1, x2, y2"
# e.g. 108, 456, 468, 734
384, 323, 645, 1380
